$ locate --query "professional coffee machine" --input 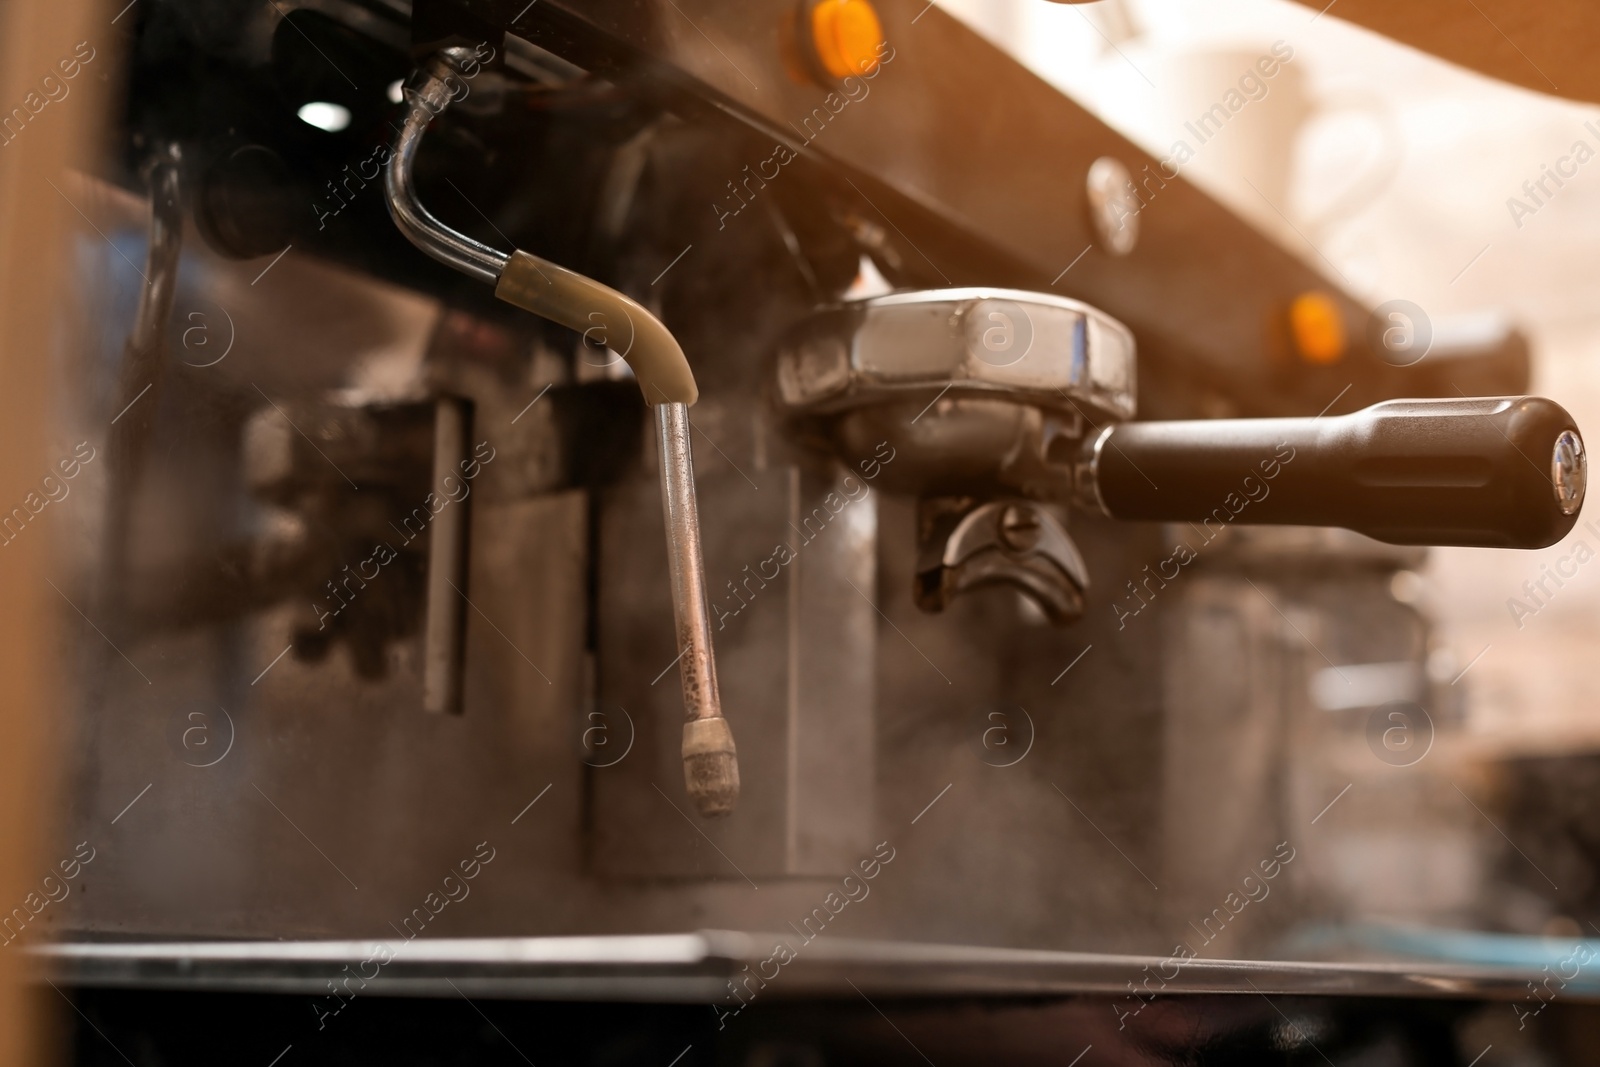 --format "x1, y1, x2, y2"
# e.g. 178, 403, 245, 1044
32, 1, 1596, 1062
